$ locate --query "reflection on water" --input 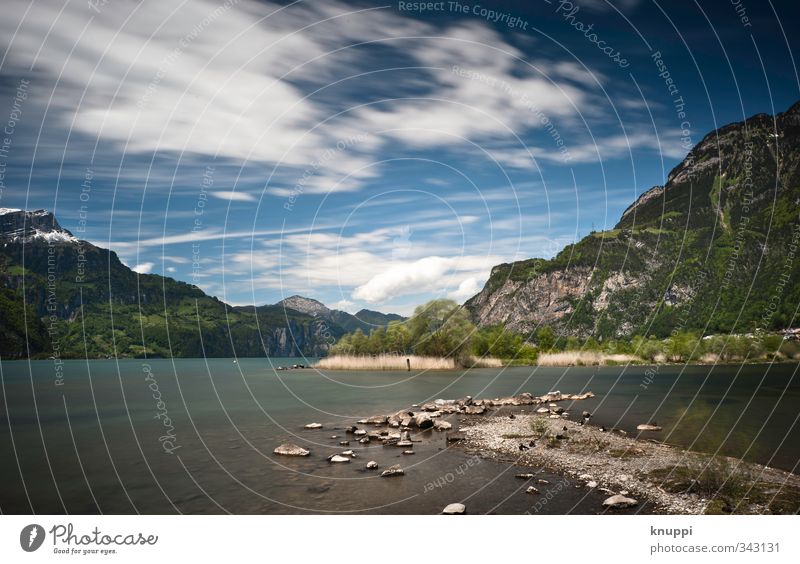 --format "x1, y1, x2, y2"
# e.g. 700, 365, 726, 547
0, 359, 796, 514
